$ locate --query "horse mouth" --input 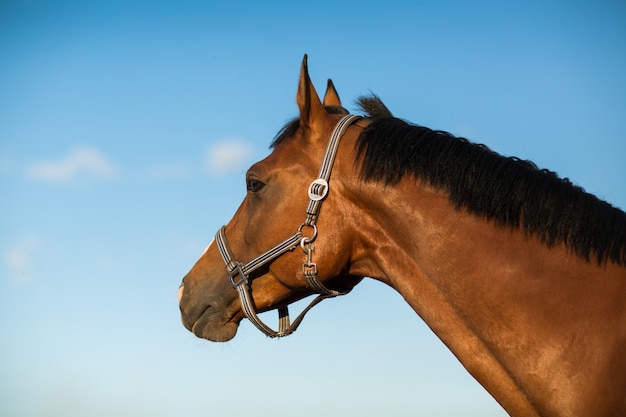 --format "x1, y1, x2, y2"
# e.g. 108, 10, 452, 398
188, 306, 240, 342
